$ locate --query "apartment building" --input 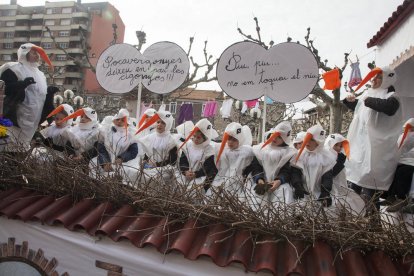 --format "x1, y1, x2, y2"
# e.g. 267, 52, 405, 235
0, 0, 125, 95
